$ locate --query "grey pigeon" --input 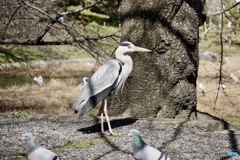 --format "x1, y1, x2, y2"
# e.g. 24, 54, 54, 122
231, 73, 240, 84
199, 83, 206, 96
77, 77, 89, 89
128, 129, 171, 160
57, 16, 64, 24
23, 133, 64, 160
